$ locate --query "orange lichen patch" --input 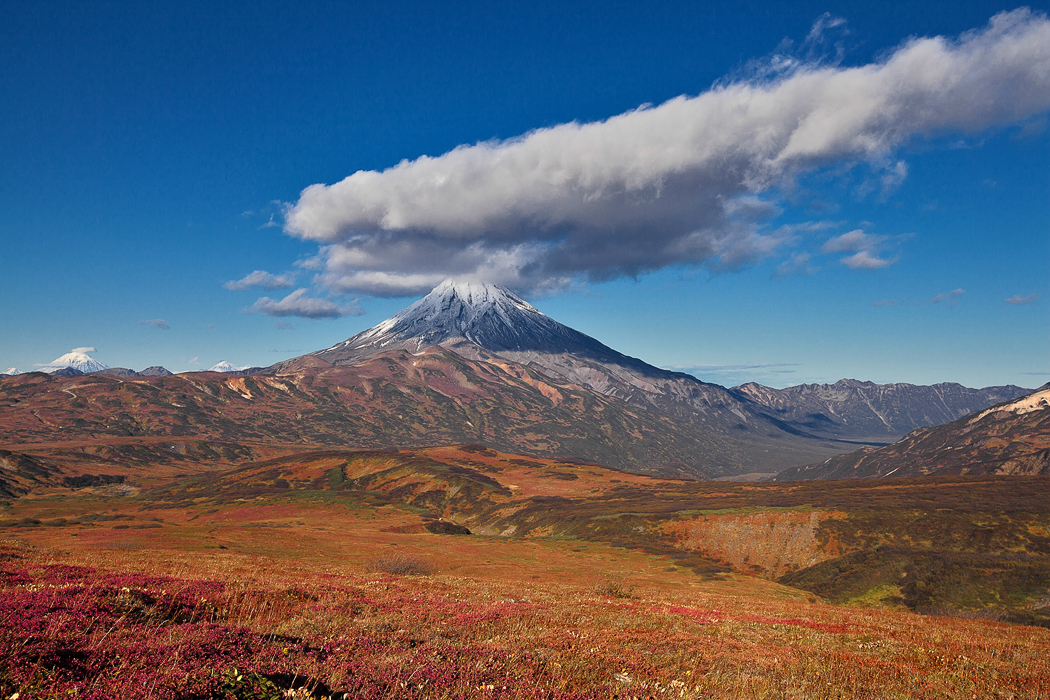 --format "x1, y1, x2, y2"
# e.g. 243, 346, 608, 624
664, 509, 848, 578
223, 377, 253, 399
490, 361, 564, 405
416, 445, 657, 499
